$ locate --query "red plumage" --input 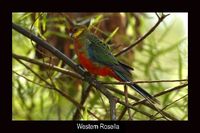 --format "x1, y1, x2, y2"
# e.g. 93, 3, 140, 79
74, 39, 120, 81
